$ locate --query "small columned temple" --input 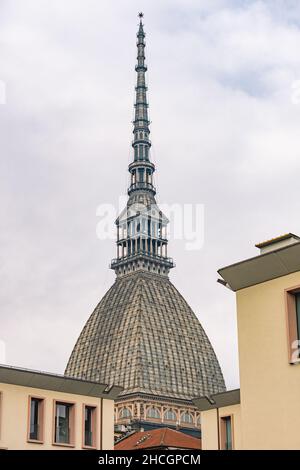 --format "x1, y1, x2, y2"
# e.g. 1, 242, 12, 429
65, 14, 225, 439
